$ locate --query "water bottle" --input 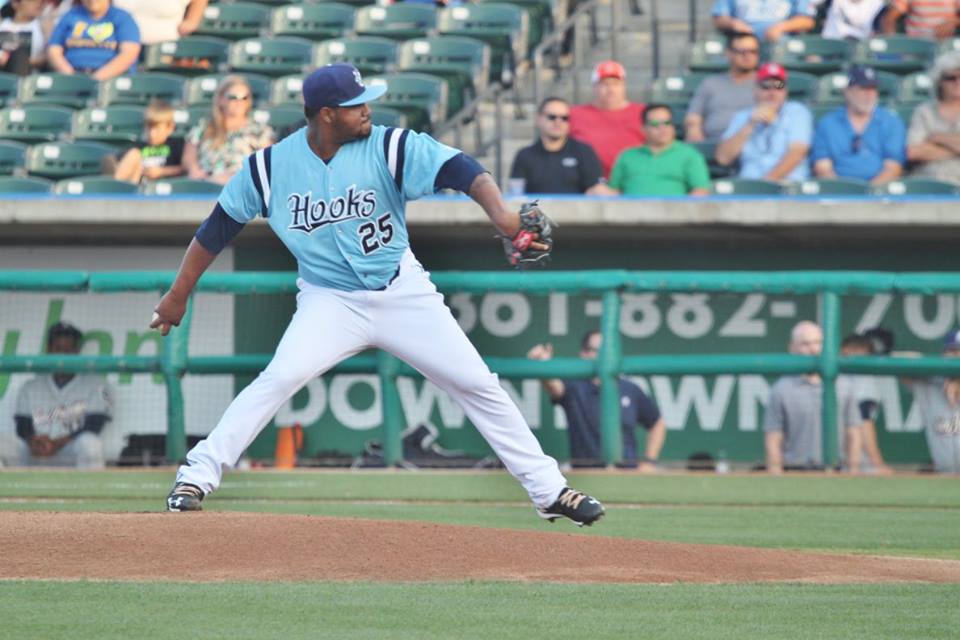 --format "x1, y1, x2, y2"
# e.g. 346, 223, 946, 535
715, 449, 730, 475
